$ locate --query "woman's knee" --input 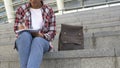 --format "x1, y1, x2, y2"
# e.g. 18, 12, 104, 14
32, 37, 49, 52
33, 37, 45, 43
32, 37, 46, 46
